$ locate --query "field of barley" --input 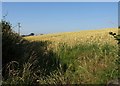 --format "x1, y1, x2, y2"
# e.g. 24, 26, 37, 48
25, 28, 118, 44
23, 28, 119, 84
25, 28, 118, 52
